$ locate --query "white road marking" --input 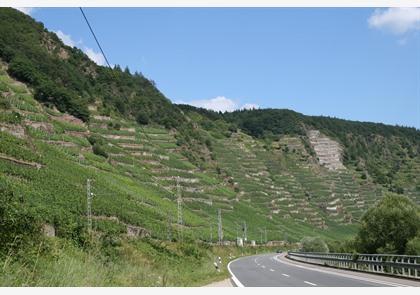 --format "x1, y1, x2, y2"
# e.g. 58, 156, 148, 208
261, 265, 266, 268
304, 281, 317, 286
227, 260, 244, 288
273, 255, 412, 287
269, 269, 275, 272
282, 274, 290, 277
